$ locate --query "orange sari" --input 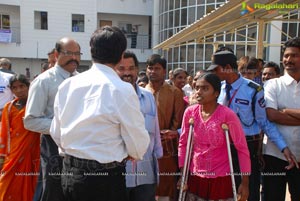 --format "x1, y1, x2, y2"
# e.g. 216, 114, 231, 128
0, 99, 40, 201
